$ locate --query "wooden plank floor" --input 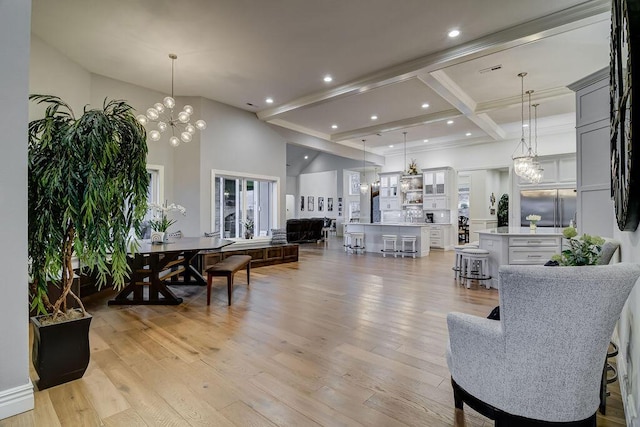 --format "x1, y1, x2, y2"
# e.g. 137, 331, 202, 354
2, 238, 627, 426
